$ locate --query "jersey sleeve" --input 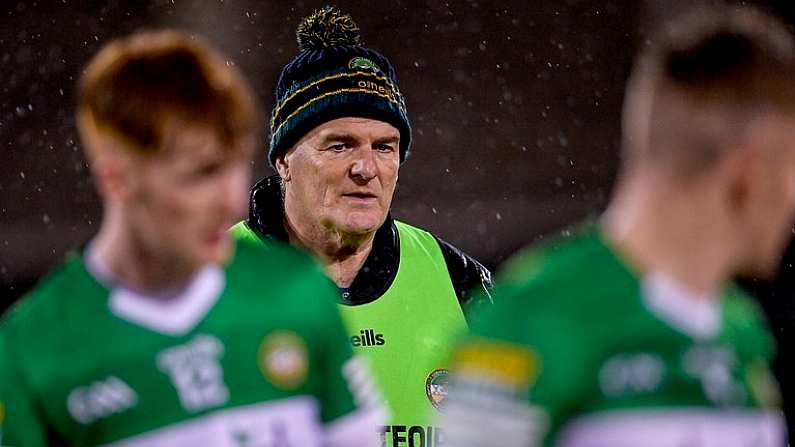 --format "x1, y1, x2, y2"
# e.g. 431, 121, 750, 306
310, 274, 385, 447
0, 329, 48, 447
440, 280, 591, 447
434, 236, 494, 323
